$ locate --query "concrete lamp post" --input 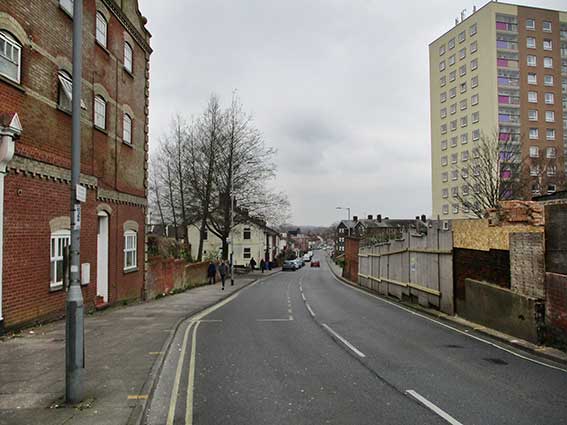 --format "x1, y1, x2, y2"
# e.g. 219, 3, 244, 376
336, 206, 351, 221
0, 112, 23, 333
